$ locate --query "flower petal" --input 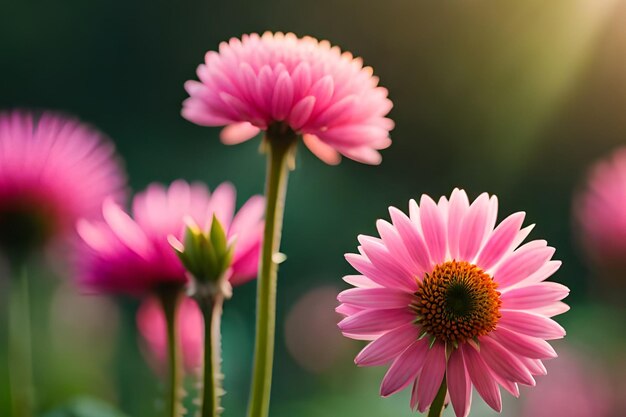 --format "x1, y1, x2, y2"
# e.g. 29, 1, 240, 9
475, 212, 525, 271
493, 240, 555, 287
380, 338, 430, 396
499, 310, 566, 340
479, 337, 535, 386
416, 342, 446, 412
337, 287, 414, 309
447, 348, 472, 417
447, 188, 470, 260
419, 195, 447, 265
462, 345, 502, 412
338, 308, 415, 336
490, 327, 557, 359
355, 322, 421, 366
